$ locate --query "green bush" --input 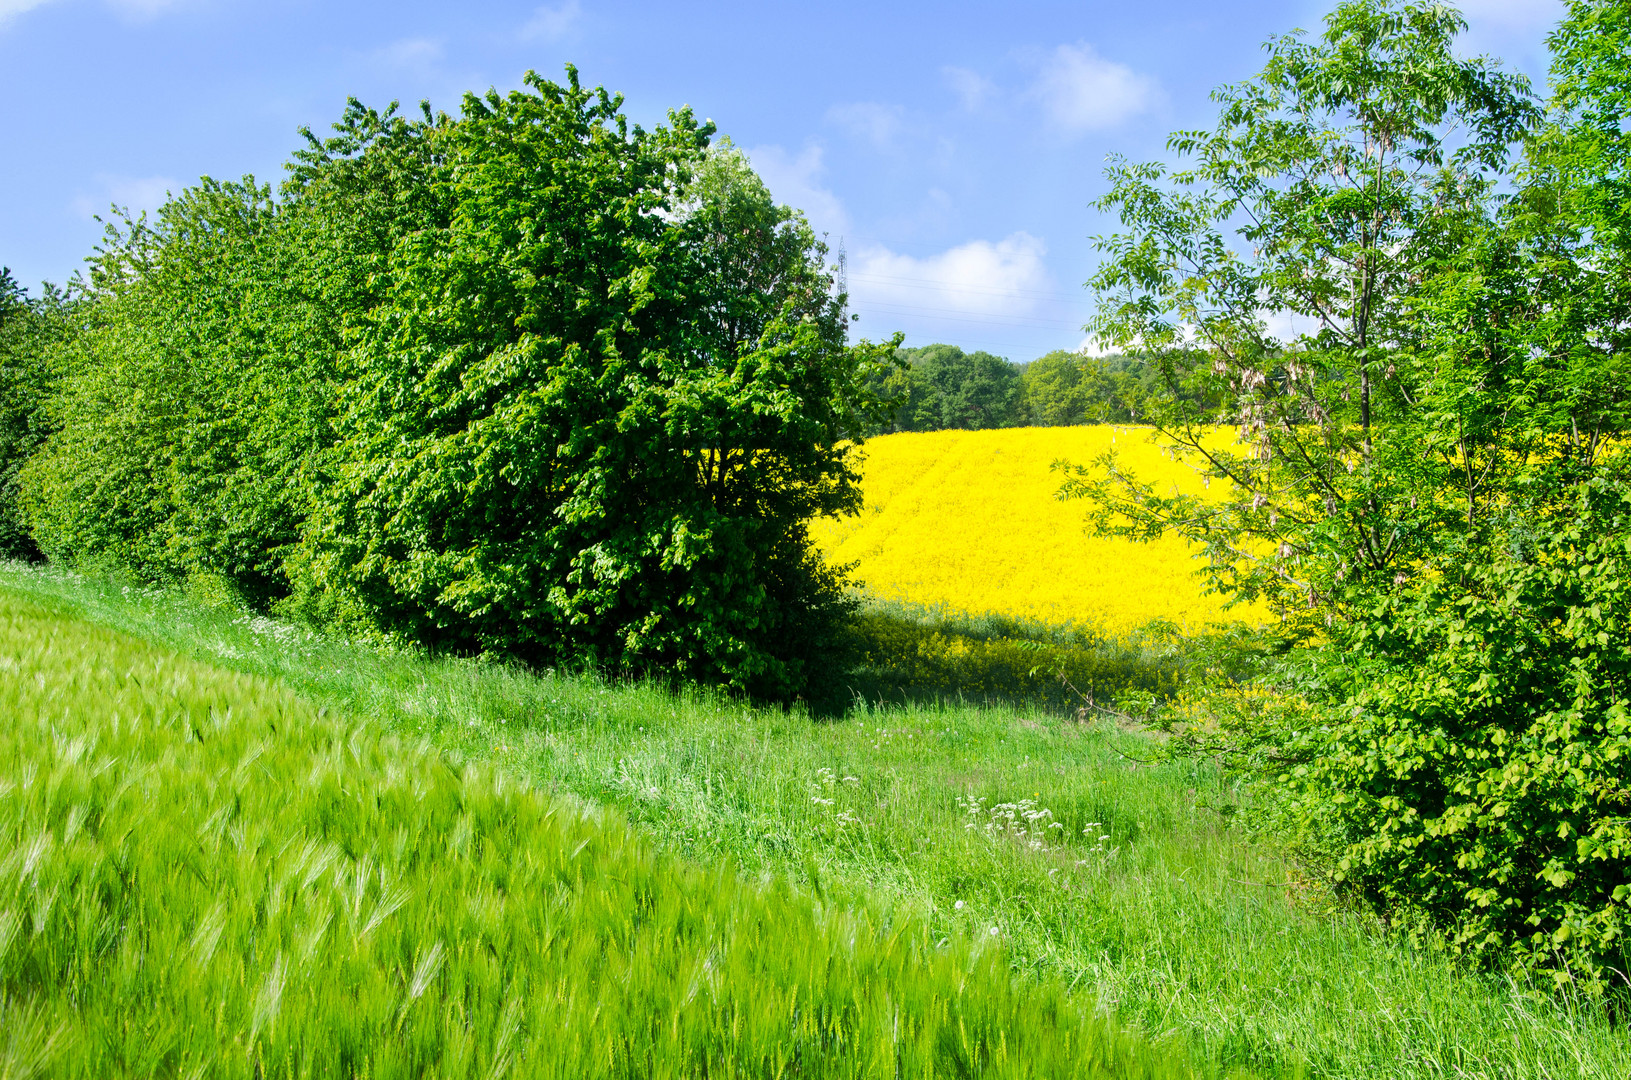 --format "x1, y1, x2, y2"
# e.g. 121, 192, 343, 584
19, 78, 895, 704
20, 103, 442, 606
0, 269, 66, 562
287, 73, 895, 702
1199, 479, 1631, 983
